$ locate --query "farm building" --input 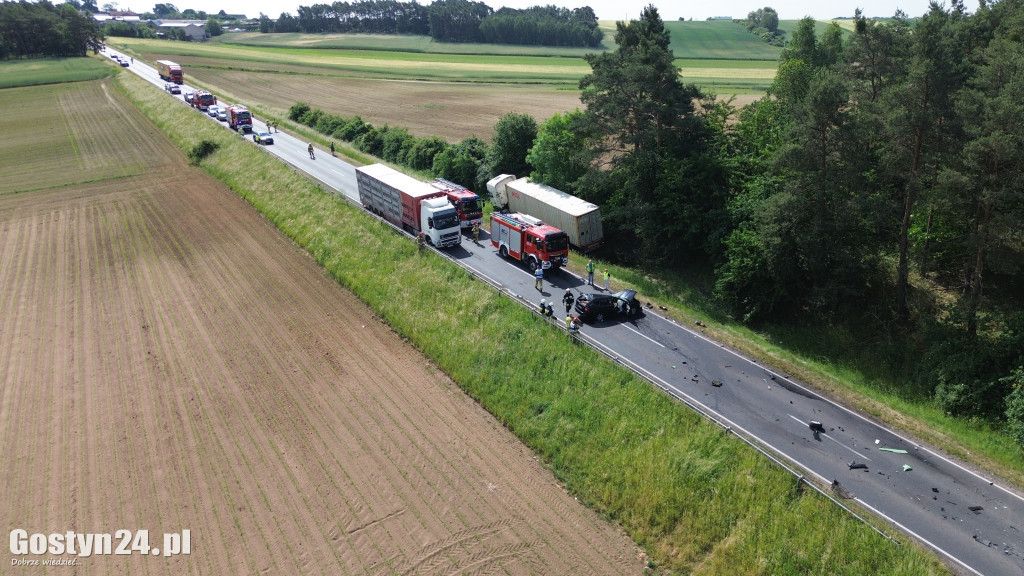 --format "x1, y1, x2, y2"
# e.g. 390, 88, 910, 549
152, 20, 209, 41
